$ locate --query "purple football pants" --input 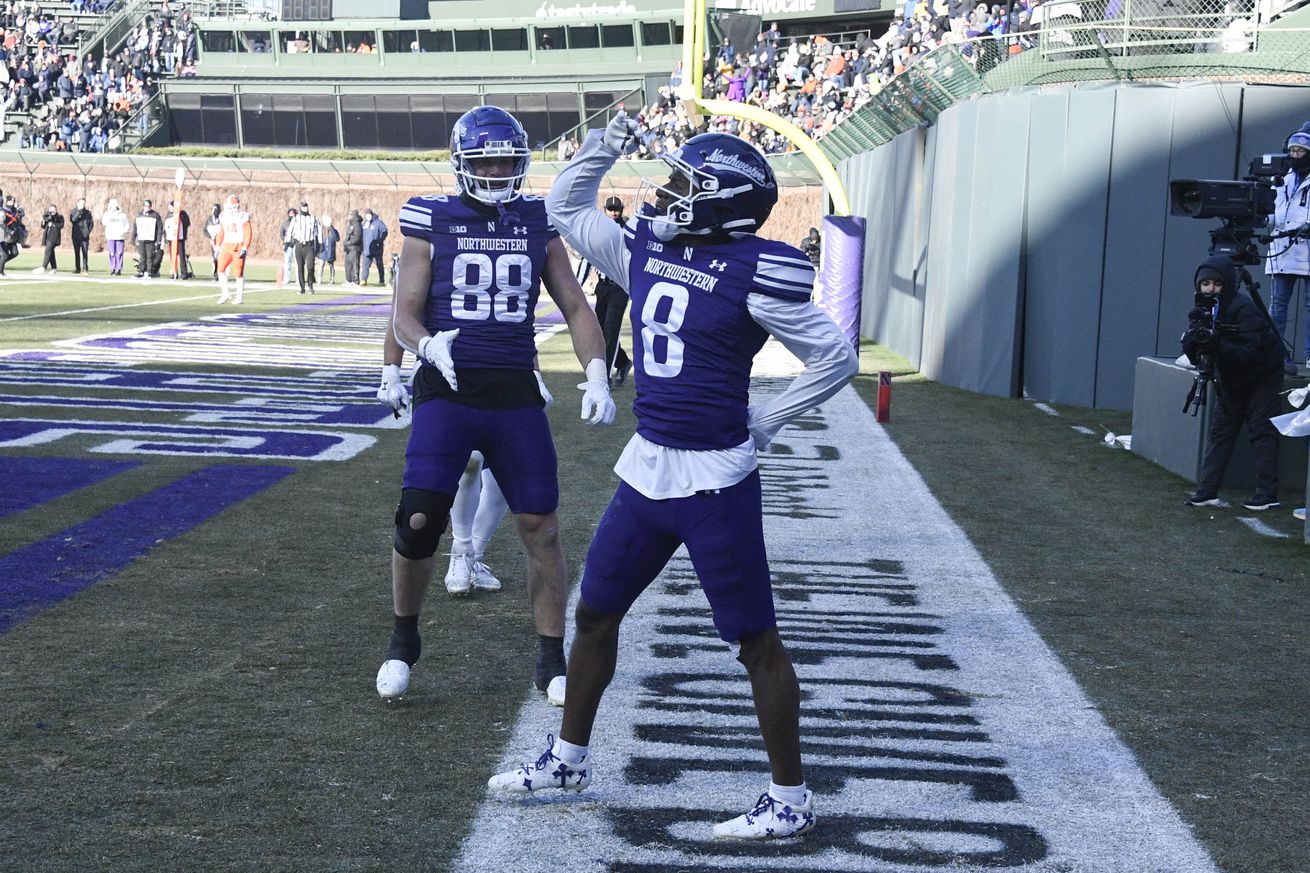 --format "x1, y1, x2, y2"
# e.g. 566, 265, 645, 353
580, 470, 776, 642
404, 396, 559, 515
